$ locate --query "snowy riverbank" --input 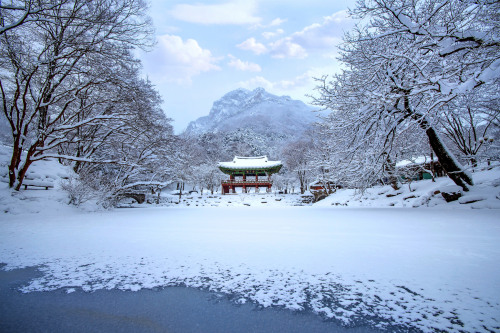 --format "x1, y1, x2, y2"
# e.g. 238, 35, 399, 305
316, 165, 500, 209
